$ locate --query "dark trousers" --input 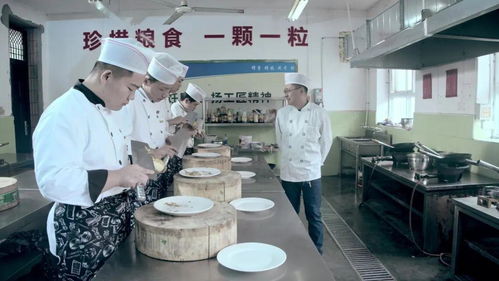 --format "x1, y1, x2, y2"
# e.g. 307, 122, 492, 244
281, 178, 323, 254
